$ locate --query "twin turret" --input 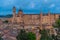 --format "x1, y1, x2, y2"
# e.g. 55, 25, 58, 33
13, 6, 51, 17
13, 6, 59, 21
13, 6, 23, 17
